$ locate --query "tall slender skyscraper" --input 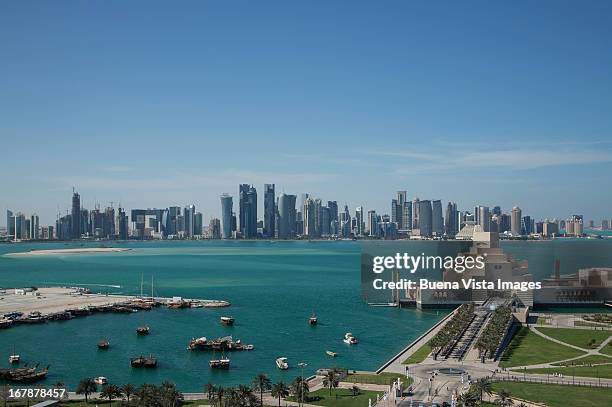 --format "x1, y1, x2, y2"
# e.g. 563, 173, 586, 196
412, 197, 420, 230
184, 204, 196, 237
244, 186, 258, 238
263, 184, 275, 238
432, 200, 443, 236
418, 200, 432, 237
220, 194, 233, 239
511, 206, 522, 235
239, 184, 250, 235
355, 206, 364, 236
277, 193, 296, 239
71, 190, 81, 239
477, 206, 491, 232
445, 202, 458, 236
